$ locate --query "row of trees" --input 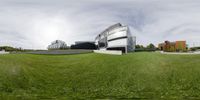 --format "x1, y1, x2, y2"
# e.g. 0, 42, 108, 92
0, 46, 36, 52
0, 46, 23, 52
135, 43, 157, 52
